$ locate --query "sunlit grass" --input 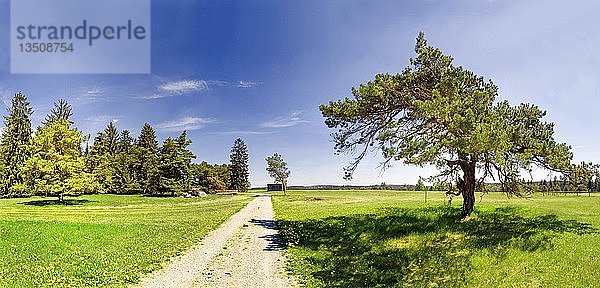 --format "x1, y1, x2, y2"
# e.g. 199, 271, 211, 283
0, 194, 251, 287
273, 190, 600, 287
